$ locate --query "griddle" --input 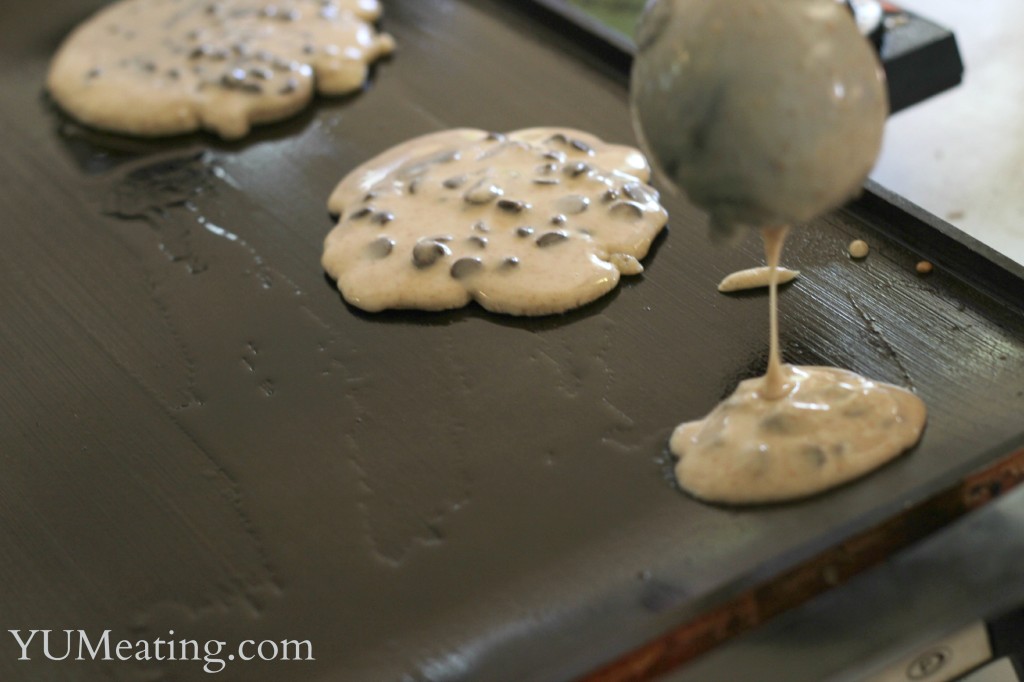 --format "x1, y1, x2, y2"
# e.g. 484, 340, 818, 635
0, 1, 1022, 681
